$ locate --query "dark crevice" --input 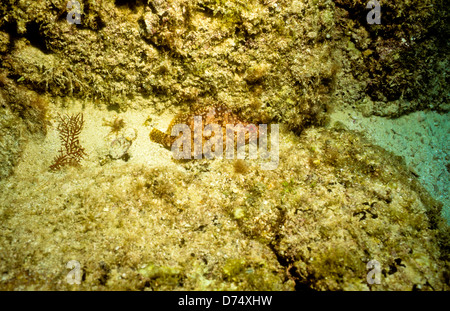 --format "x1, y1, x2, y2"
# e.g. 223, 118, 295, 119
24, 21, 50, 54
0, 22, 17, 54
0, 20, 51, 55
382, 258, 406, 277
333, 0, 398, 33
115, 0, 140, 11
197, 3, 218, 18
266, 207, 314, 291
268, 243, 313, 292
